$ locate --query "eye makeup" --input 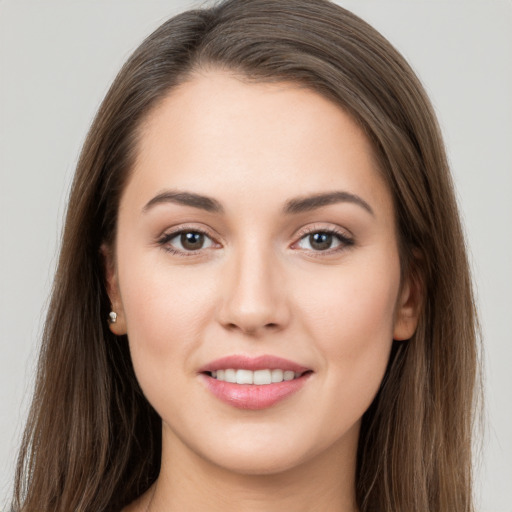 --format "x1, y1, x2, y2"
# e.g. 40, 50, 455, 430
155, 222, 355, 259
